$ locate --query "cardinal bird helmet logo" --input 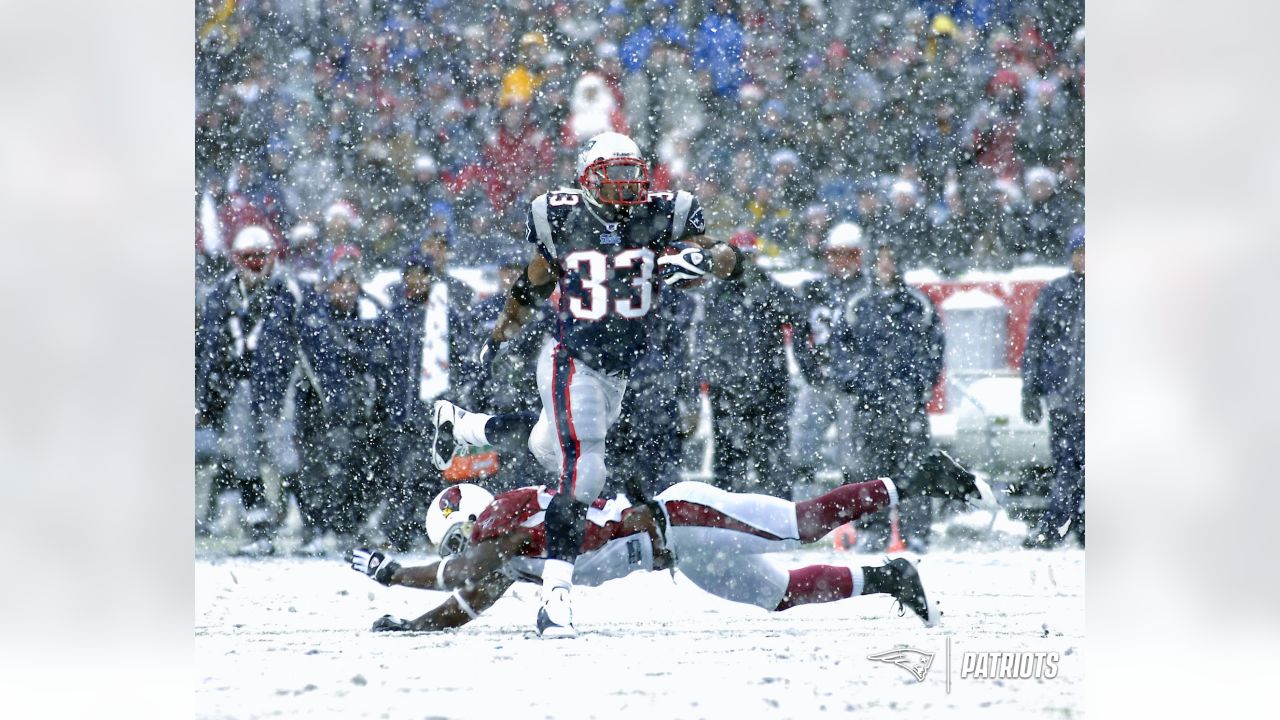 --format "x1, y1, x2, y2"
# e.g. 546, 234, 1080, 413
867, 647, 935, 682
438, 486, 463, 518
